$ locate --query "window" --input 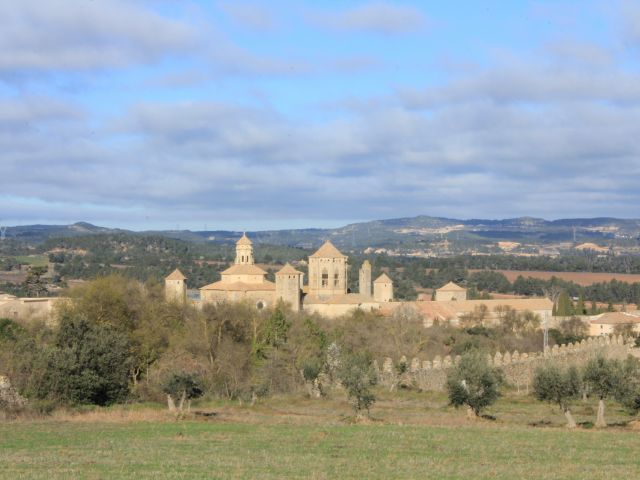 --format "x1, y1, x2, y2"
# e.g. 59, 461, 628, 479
334, 272, 339, 287
321, 269, 328, 287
